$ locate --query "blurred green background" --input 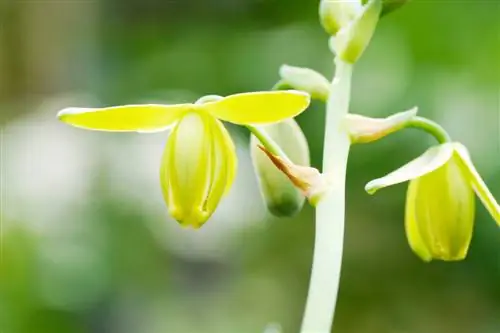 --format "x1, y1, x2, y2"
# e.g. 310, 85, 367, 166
1, 1, 499, 332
